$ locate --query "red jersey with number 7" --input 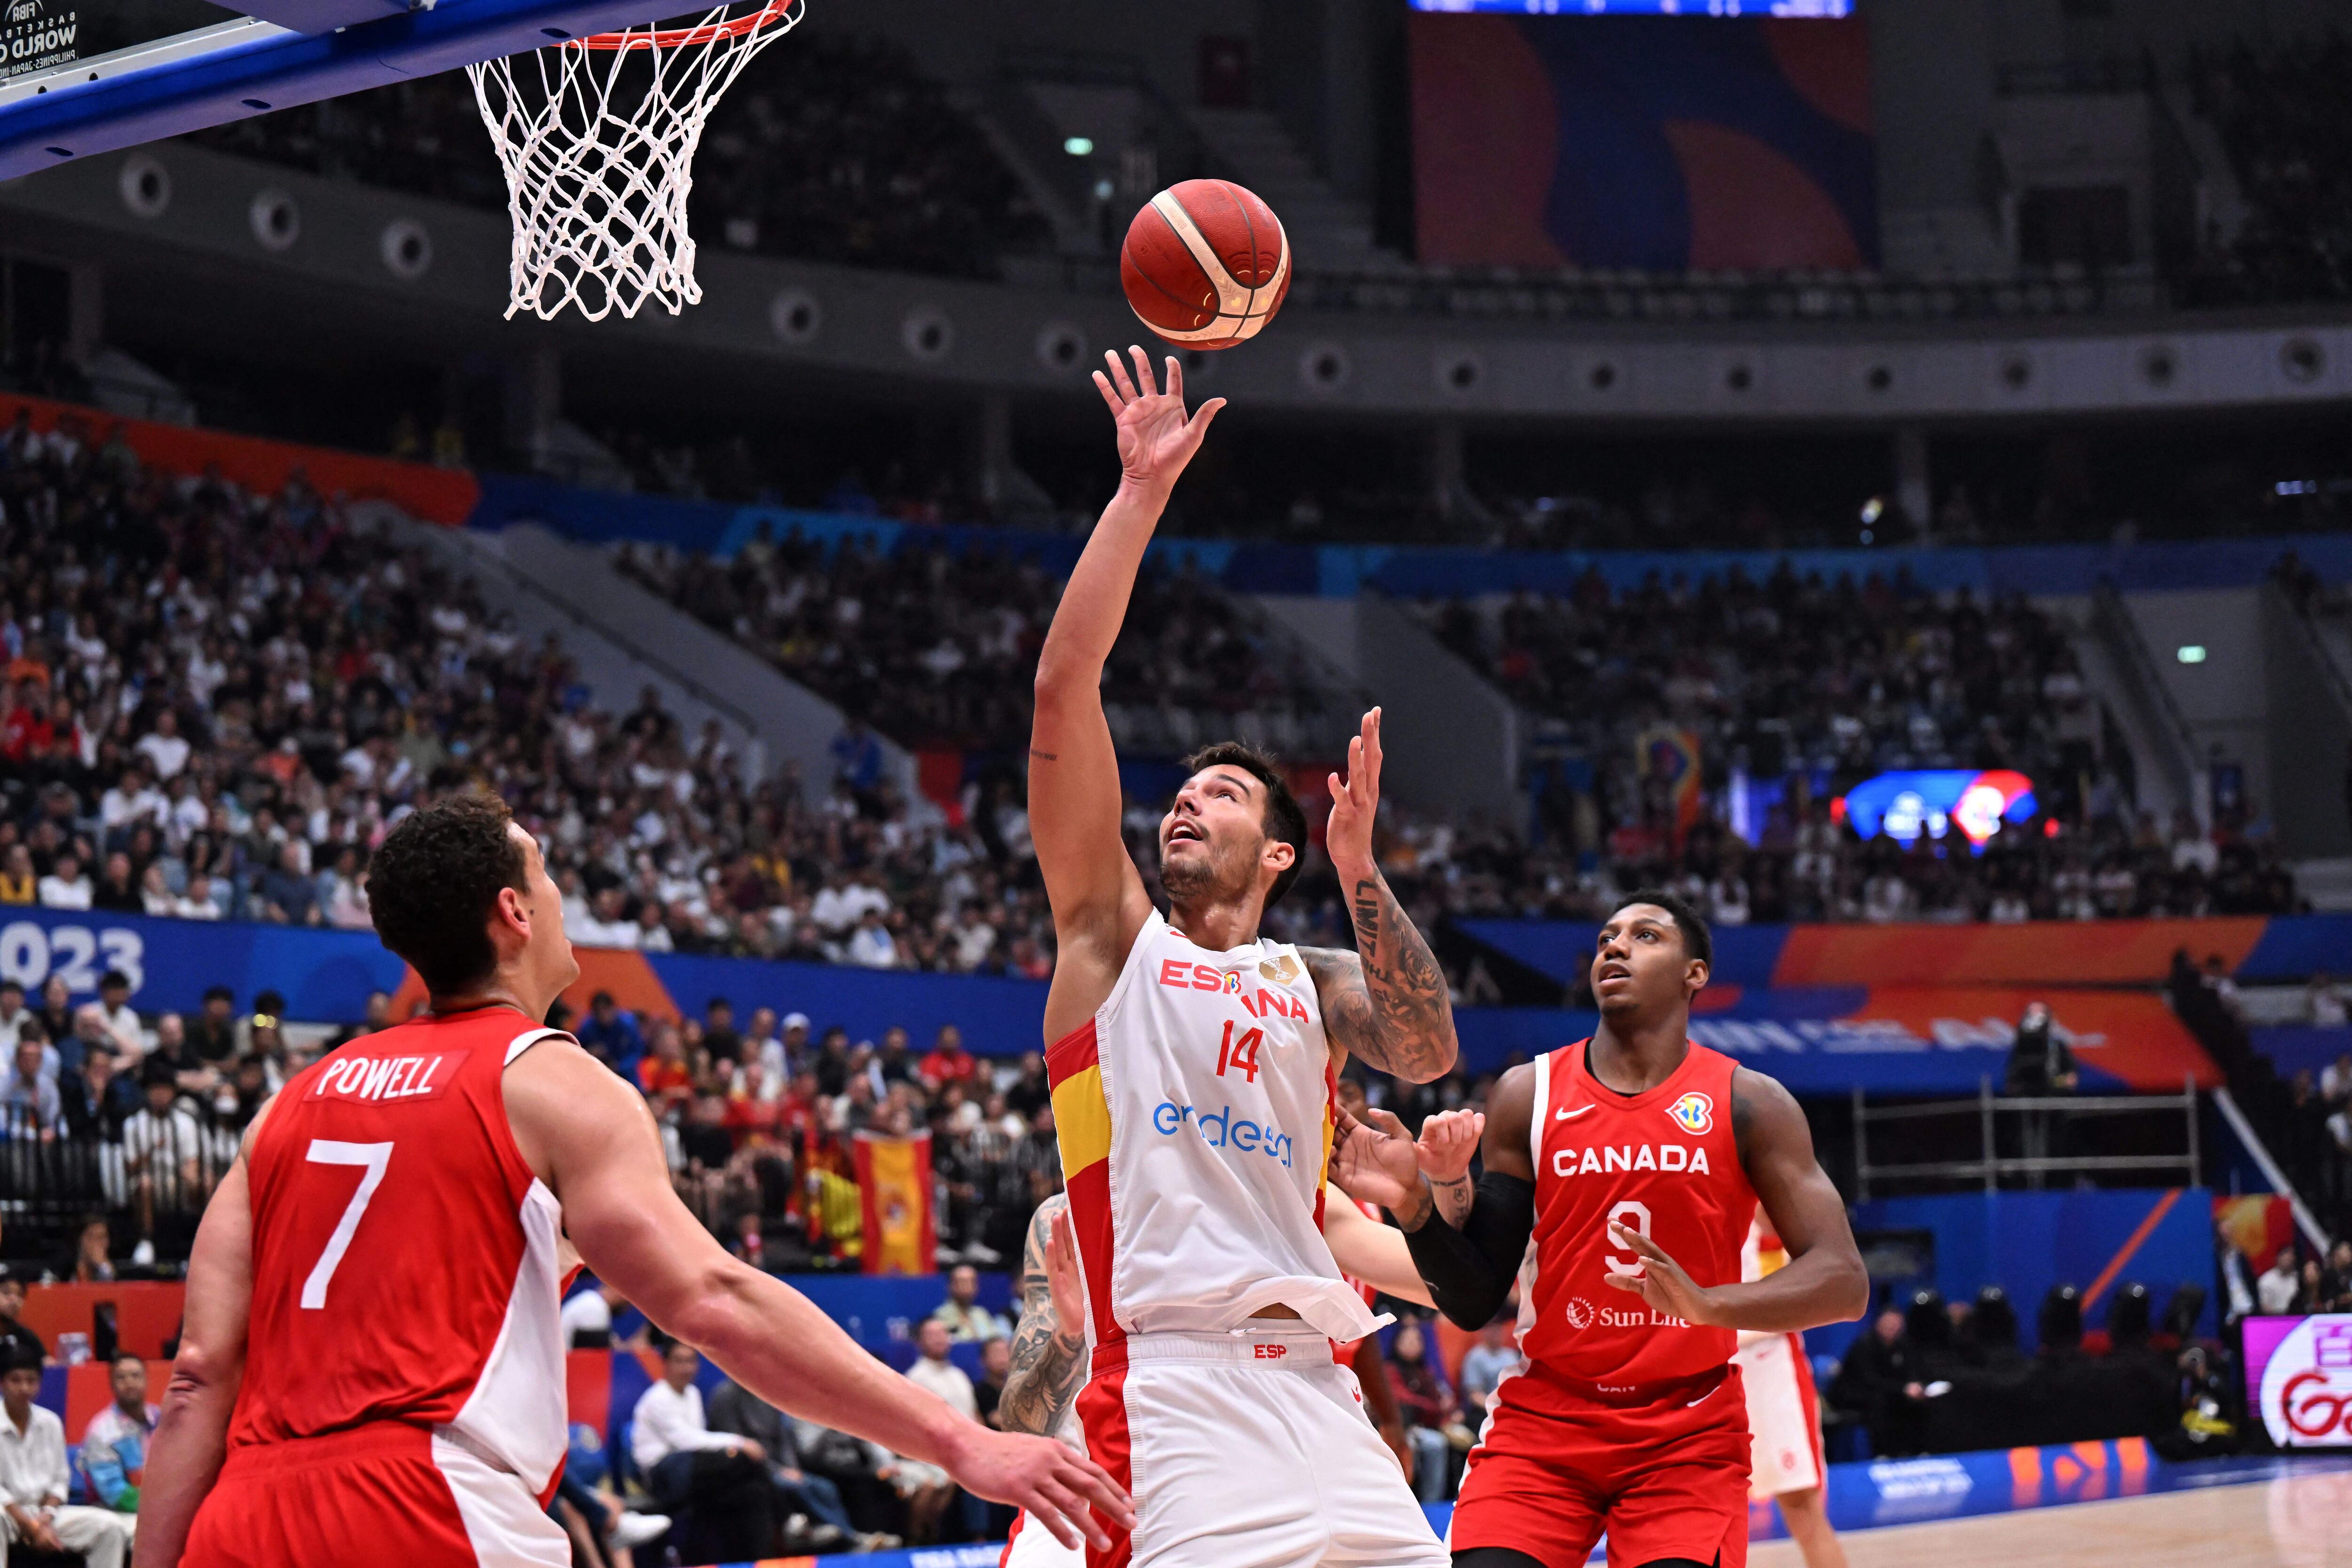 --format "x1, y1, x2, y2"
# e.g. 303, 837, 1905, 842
226, 1005, 573, 1497
1513, 1038, 1754, 1395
